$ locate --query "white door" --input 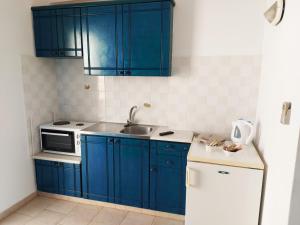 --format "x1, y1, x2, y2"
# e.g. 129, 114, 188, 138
185, 162, 263, 225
